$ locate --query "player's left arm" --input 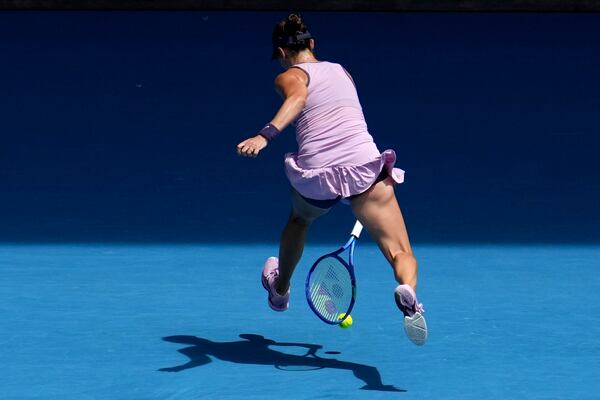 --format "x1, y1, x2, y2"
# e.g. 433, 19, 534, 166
236, 68, 308, 157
